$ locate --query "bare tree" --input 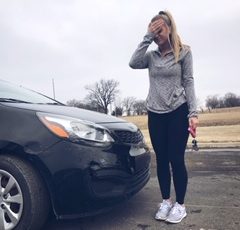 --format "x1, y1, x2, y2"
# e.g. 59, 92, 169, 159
112, 107, 123, 116
205, 92, 240, 110
85, 79, 120, 114
223, 92, 240, 107
205, 95, 220, 110
133, 100, 146, 115
66, 99, 99, 111
66, 99, 84, 108
112, 97, 124, 116
122, 96, 136, 116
